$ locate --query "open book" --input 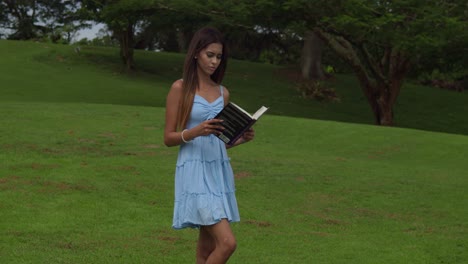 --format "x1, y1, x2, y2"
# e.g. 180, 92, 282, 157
214, 102, 269, 145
